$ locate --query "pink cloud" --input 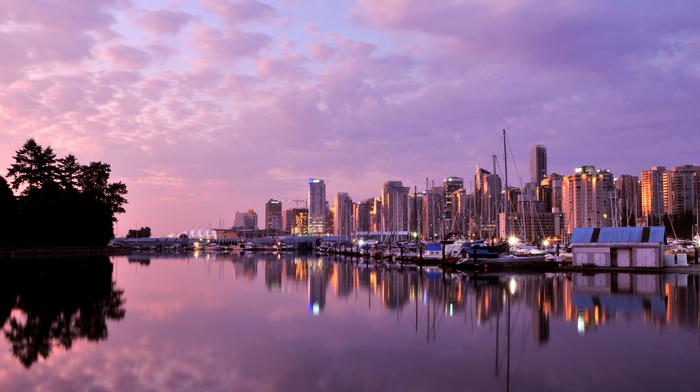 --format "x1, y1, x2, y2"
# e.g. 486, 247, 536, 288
135, 9, 195, 35
193, 27, 271, 60
202, 0, 277, 25
102, 44, 153, 69
256, 54, 308, 82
